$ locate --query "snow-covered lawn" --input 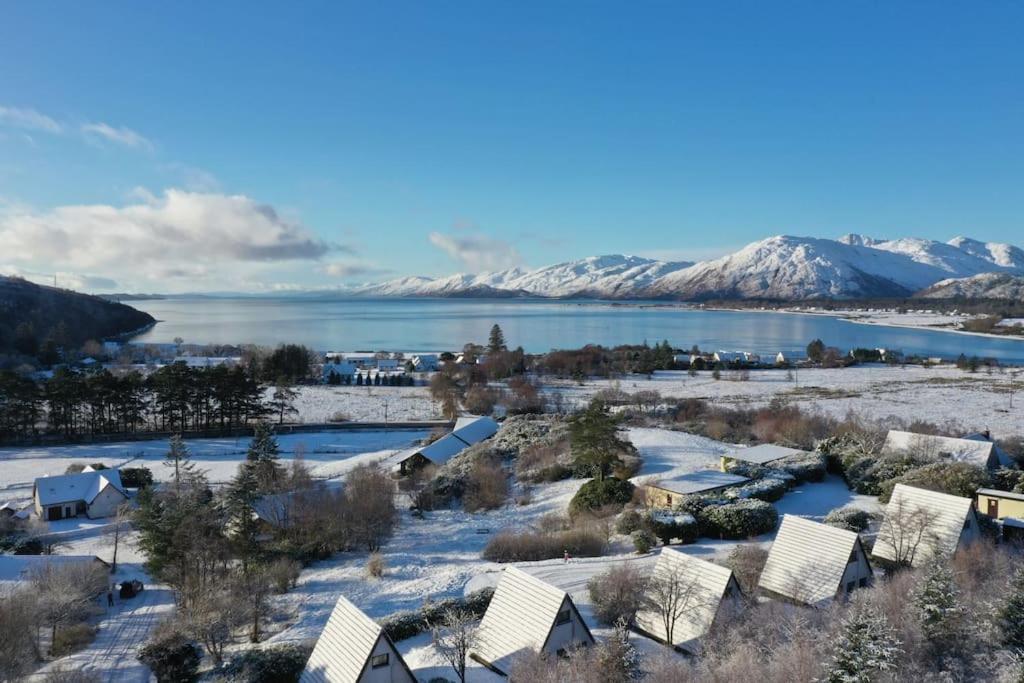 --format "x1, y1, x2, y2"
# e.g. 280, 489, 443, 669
627, 427, 733, 483
287, 384, 441, 423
